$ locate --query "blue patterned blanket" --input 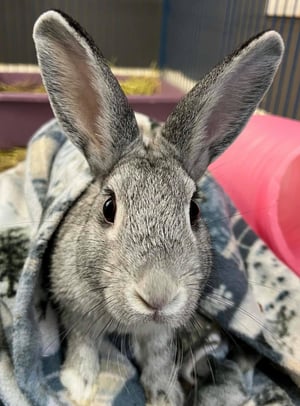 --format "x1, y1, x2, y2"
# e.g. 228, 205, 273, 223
0, 116, 299, 405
